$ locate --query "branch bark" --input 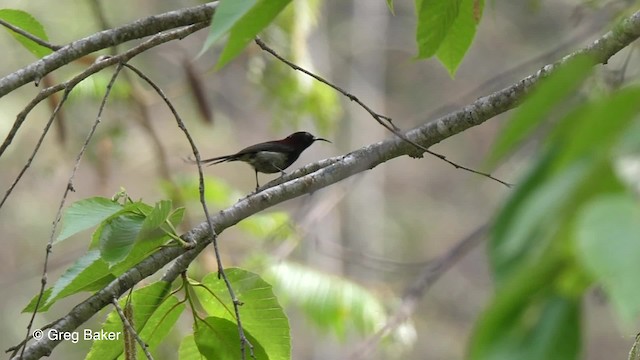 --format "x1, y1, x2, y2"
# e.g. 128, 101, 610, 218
13, 8, 640, 360
0, 2, 218, 98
